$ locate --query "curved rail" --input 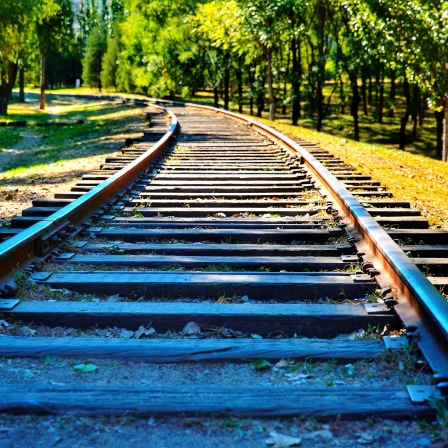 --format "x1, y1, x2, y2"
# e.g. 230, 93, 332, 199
165, 101, 448, 371
0, 96, 447, 417
2, 94, 448, 372
0, 103, 177, 281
